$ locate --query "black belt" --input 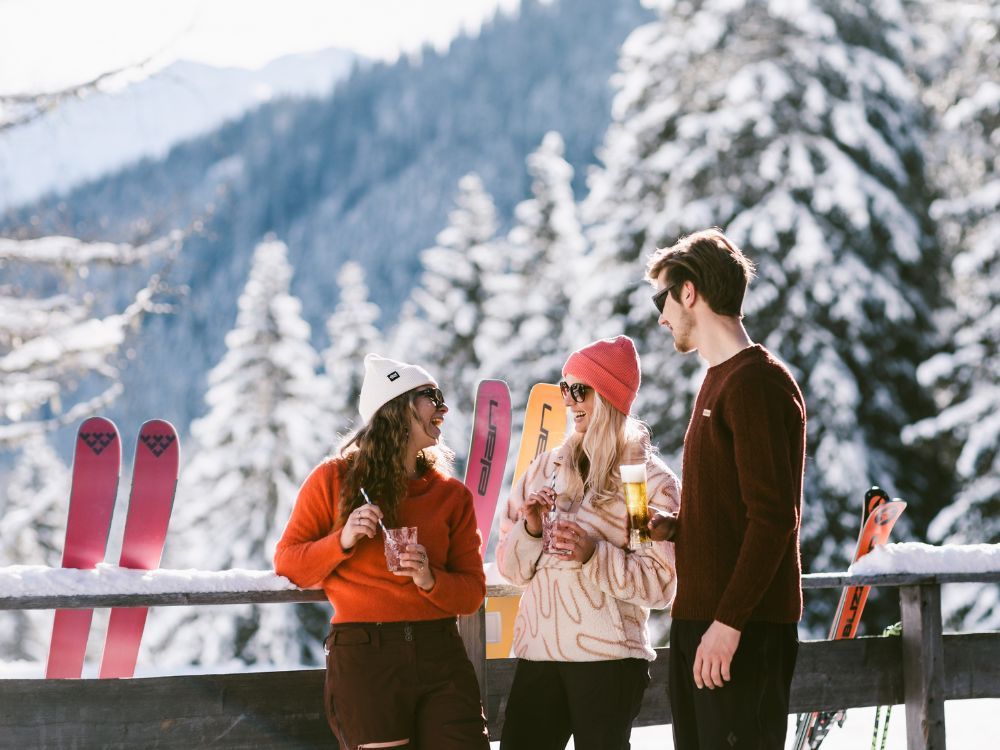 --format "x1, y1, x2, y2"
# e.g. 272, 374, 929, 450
326, 618, 458, 649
